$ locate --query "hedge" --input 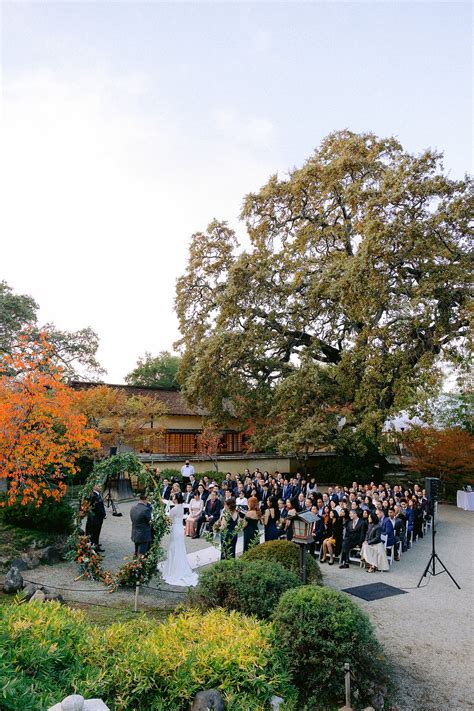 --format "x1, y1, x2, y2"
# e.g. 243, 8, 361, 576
242, 540, 323, 585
